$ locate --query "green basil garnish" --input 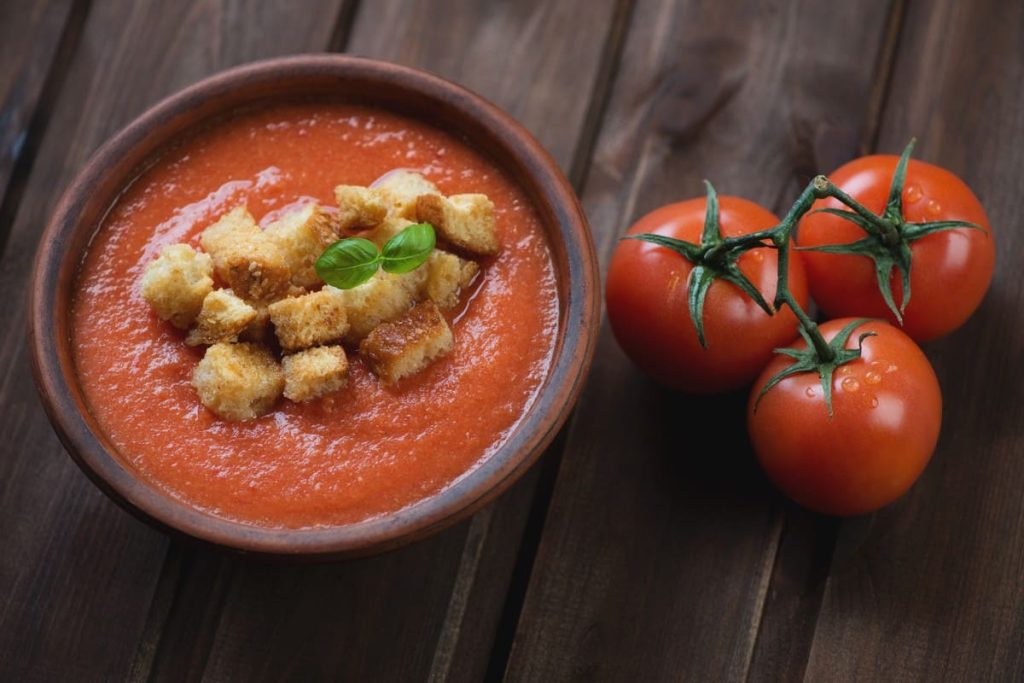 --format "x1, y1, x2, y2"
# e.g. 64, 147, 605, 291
381, 223, 436, 274
315, 223, 435, 289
